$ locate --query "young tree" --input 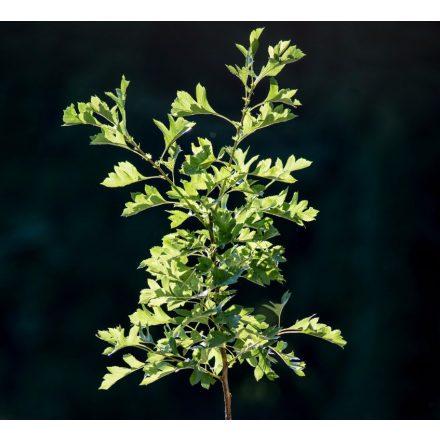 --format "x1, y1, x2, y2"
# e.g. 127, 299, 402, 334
62, 28, 346, 420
